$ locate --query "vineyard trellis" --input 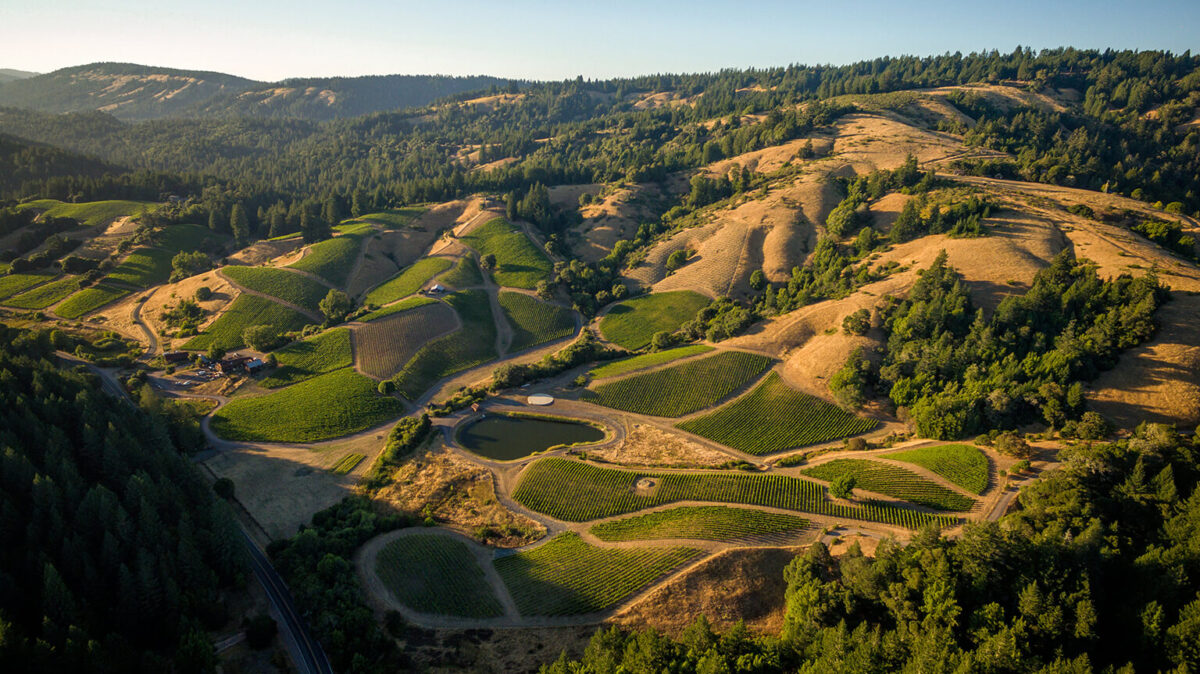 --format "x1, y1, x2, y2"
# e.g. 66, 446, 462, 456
677, 371, 878, 454
886, 444, 990, 494
801, 459, 978, 511
512, 458, 958, 528
581, 350, 773, 417
590, 506, 810, 542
